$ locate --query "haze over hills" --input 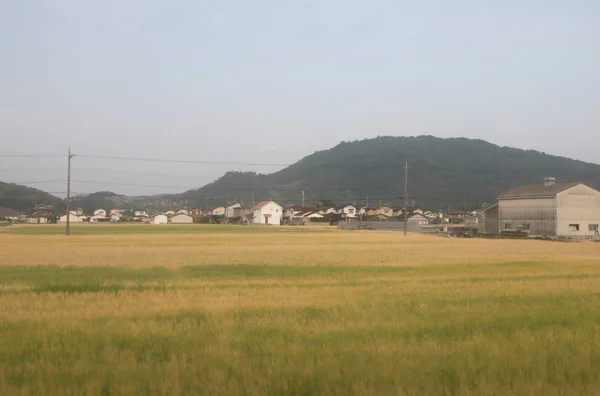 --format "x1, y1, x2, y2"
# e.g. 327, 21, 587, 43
174, 136, 600, 211
2, 136, 600, 213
